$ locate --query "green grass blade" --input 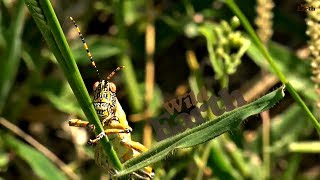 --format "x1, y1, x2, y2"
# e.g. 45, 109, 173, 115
24, 0, 122, 170
224, 0, 320, 134
2, 134, 67, 180
207, 139, 242, 179
282, 154, 301, 180
0, 0, 25, 113
116, 86, 285, 177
